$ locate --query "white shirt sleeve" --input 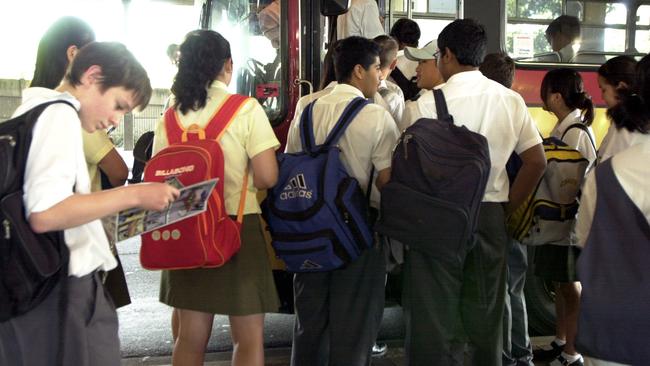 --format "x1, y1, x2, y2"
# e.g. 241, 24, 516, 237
513, 99, 543, 154
371, 110, 400, 171
575, 169, 597, 248
23, 104, 81, 215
